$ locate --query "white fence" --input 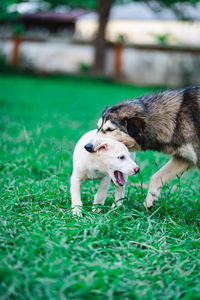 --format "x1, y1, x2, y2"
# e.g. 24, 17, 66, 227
1, 40, 200, 87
